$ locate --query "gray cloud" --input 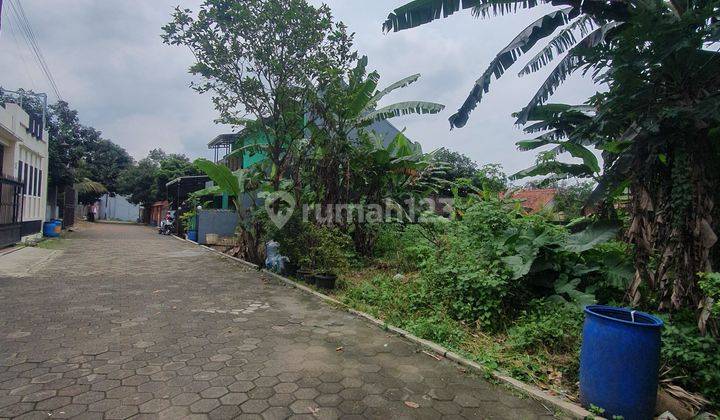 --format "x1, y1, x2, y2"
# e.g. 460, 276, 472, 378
0, 0, 598, 174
